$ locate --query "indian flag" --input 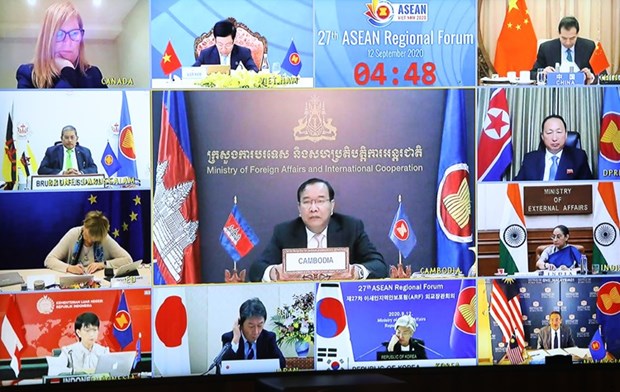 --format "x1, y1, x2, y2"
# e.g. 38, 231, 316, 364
593, 182, 620, 267
499, 183, 528, 274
